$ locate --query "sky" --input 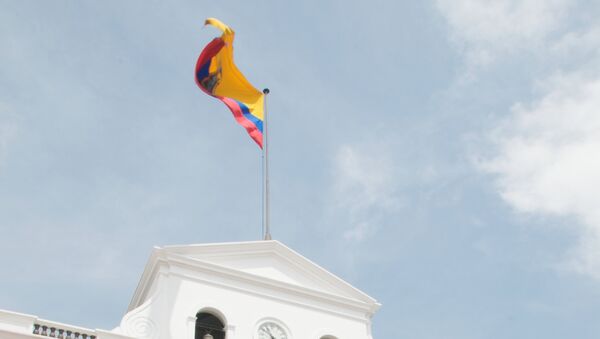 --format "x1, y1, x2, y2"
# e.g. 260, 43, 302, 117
1, 1, 600, 338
